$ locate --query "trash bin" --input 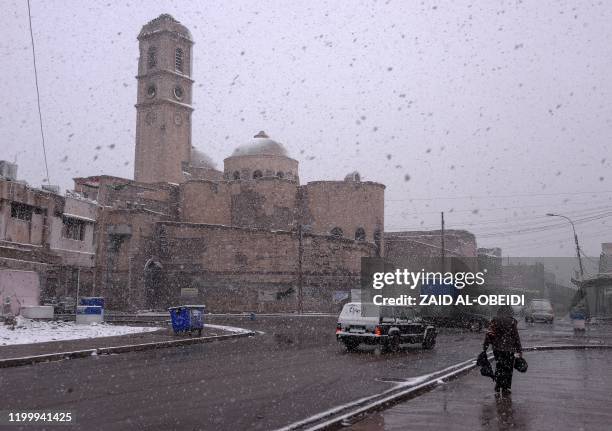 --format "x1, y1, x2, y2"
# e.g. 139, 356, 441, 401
570, 310, 586, 332
76, 305, 103, 324
168, 305, 205, 336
